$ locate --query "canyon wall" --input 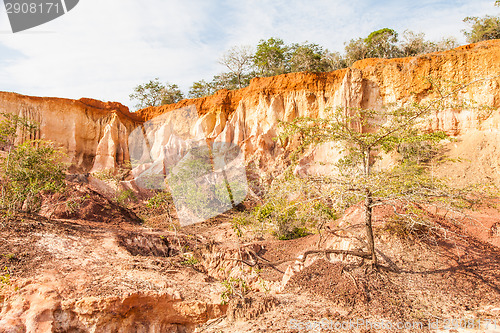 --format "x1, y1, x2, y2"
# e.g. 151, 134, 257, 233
0, 94, 140, 172
1, 39, 499, 185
